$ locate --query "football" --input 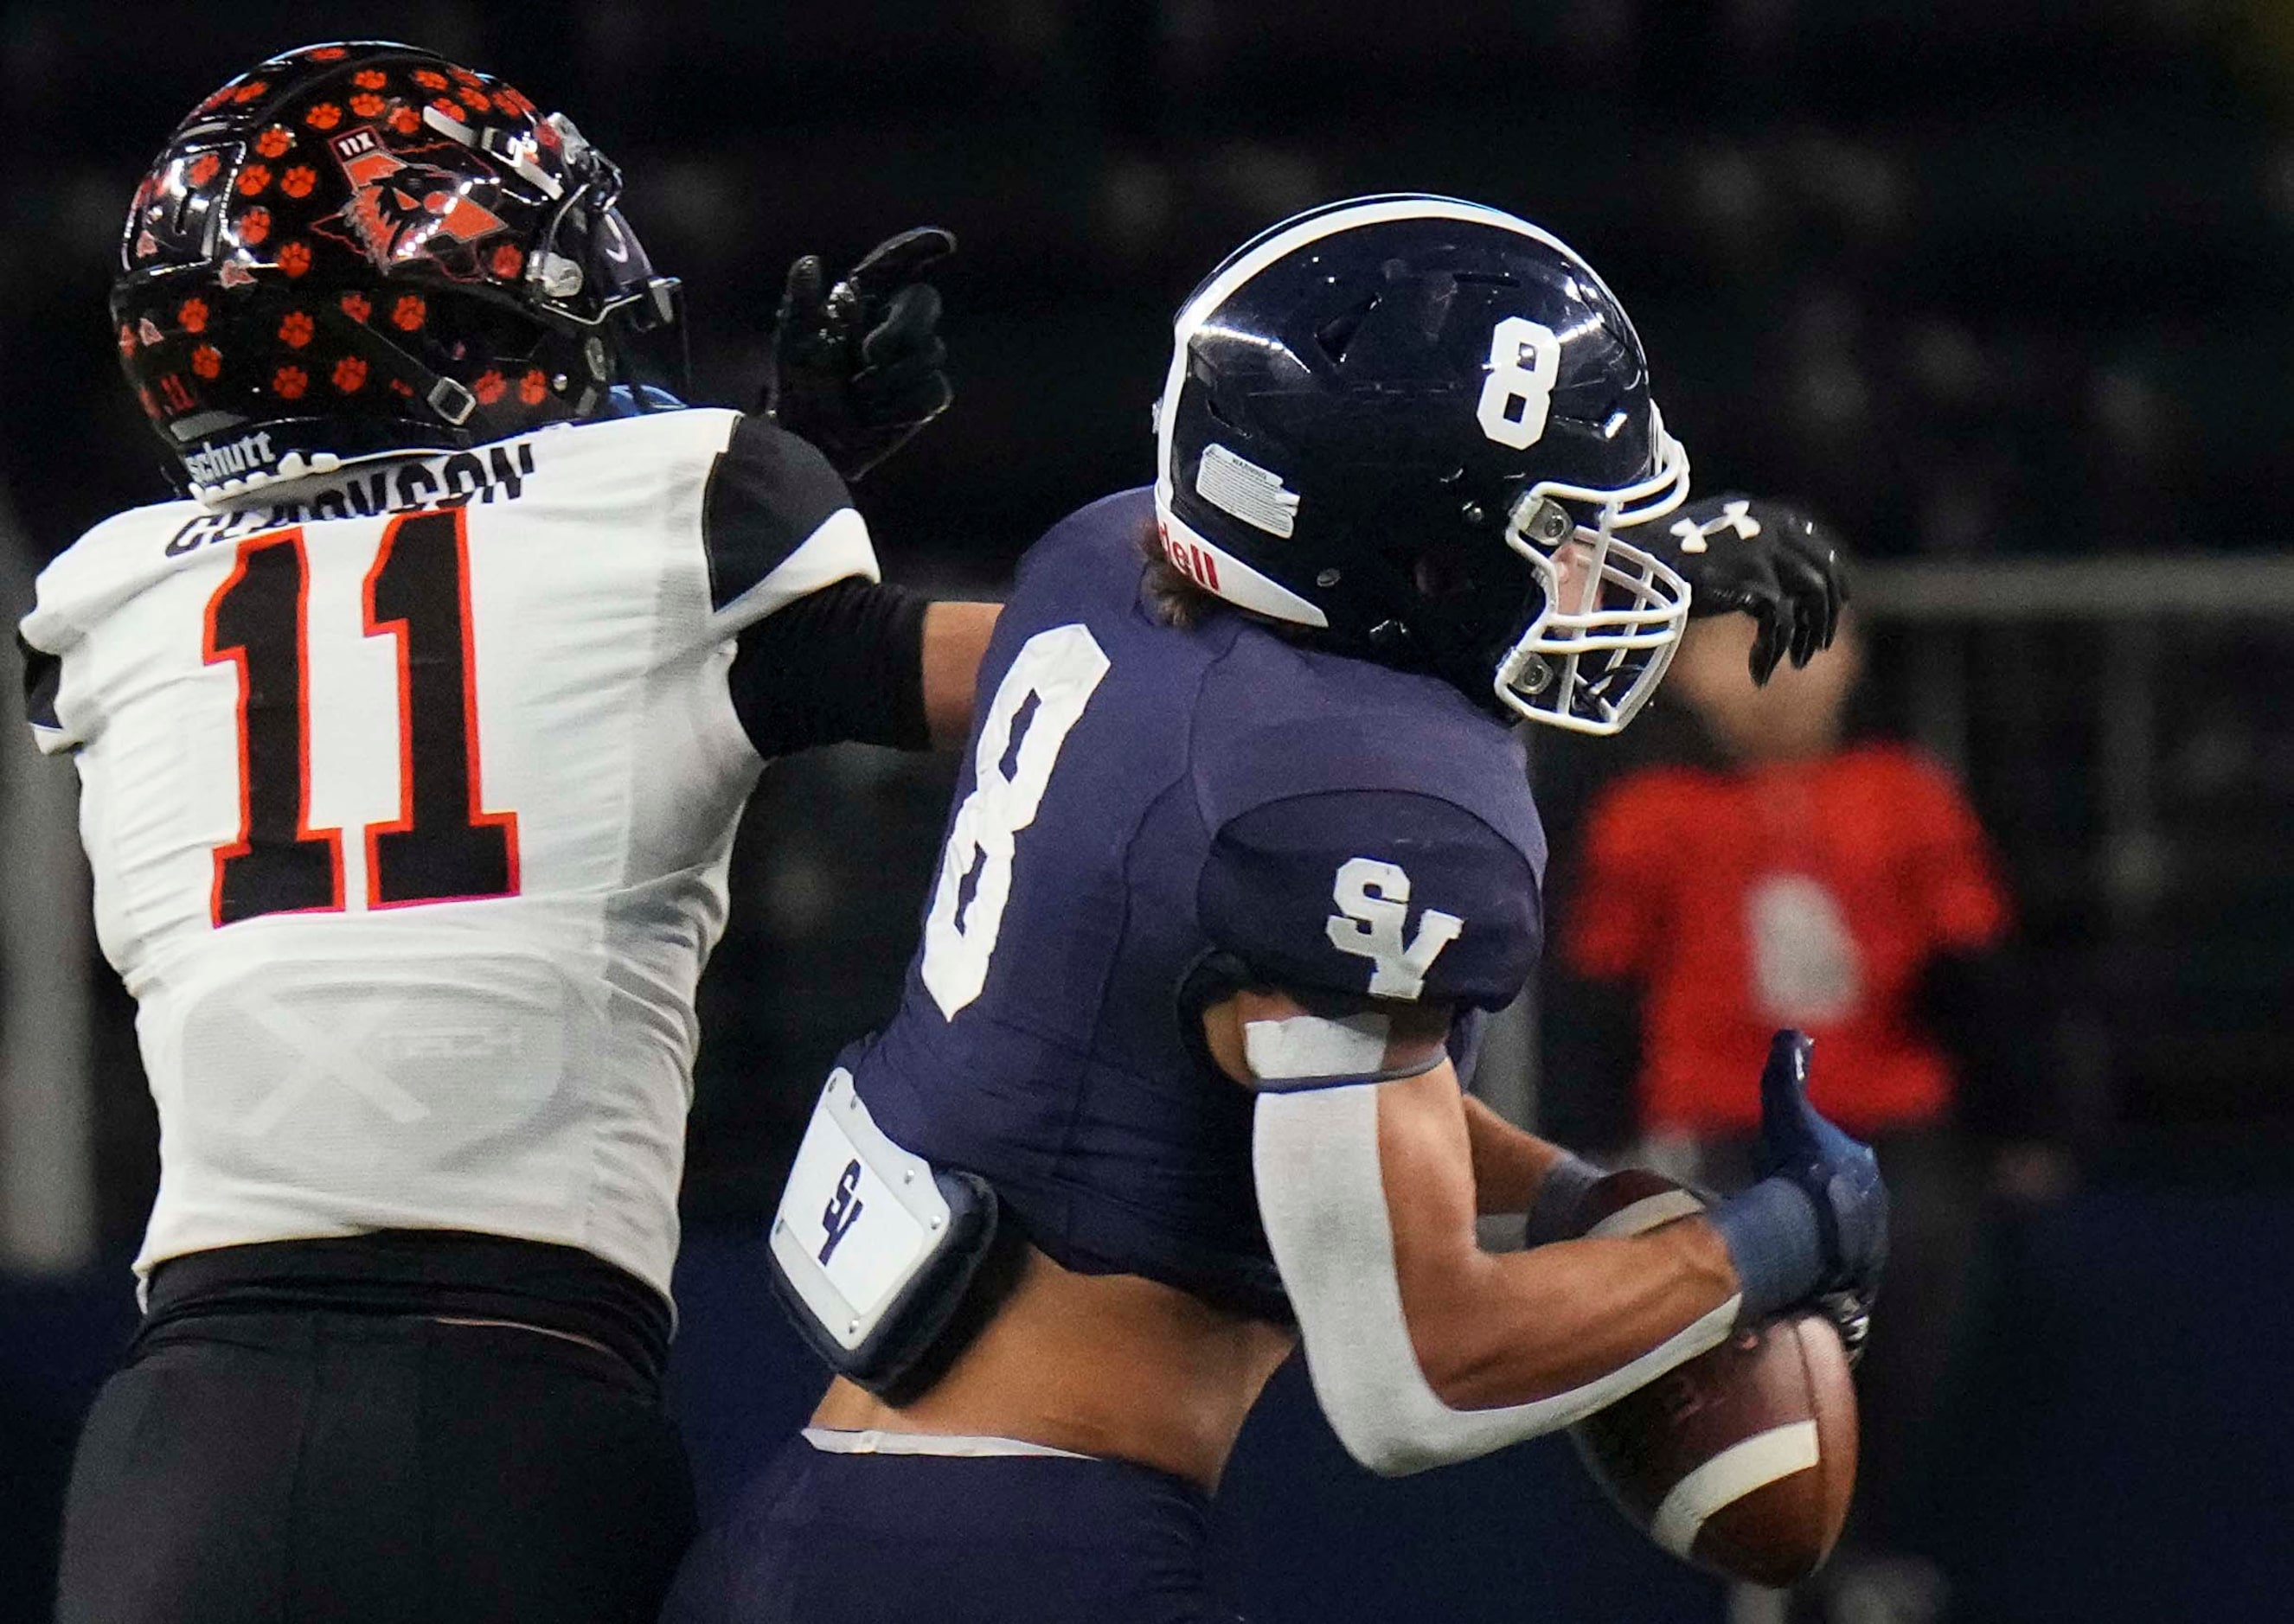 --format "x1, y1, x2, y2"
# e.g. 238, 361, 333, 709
1567, 1170, 1859, 1589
